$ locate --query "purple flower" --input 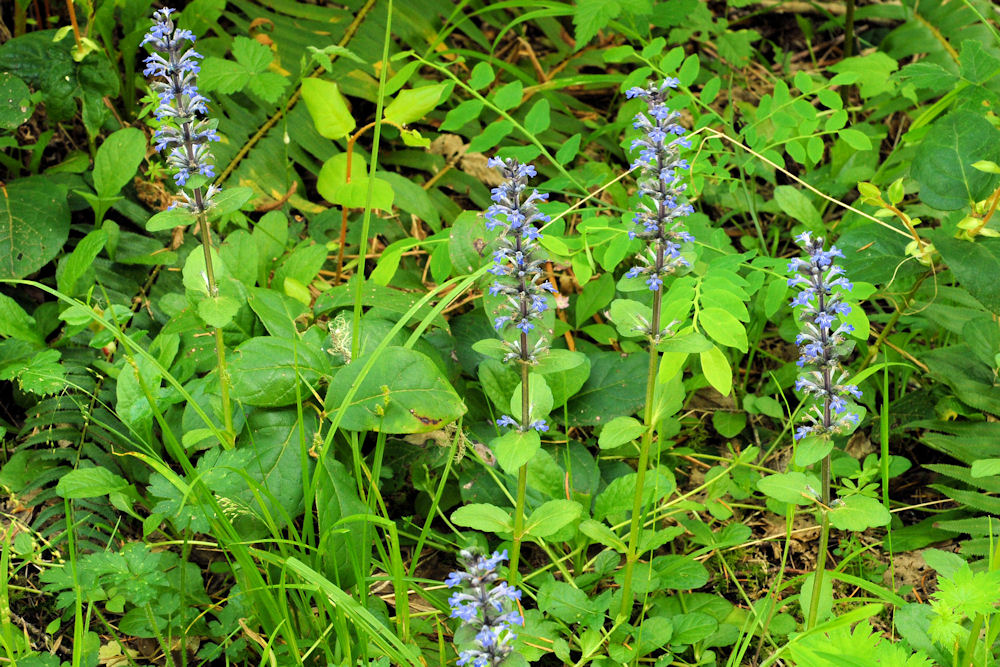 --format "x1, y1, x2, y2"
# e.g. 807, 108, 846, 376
788, 234, 861, 438
143, 8, 220, 215
622, 78, 693, 293
486, 157, 555, 364
447, 549, 523, 667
